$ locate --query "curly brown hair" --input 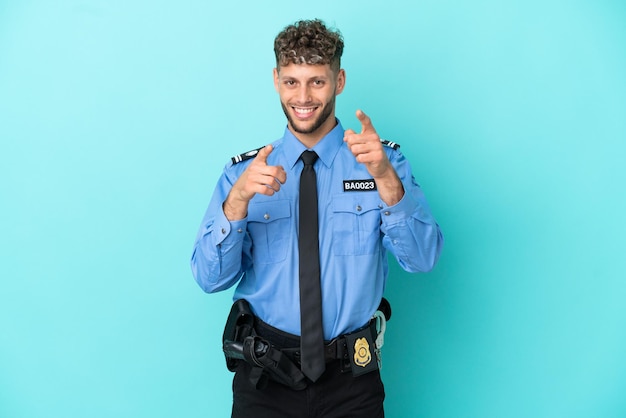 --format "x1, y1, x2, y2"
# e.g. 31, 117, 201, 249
274, 19, 344, 73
